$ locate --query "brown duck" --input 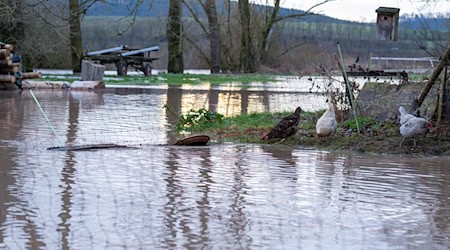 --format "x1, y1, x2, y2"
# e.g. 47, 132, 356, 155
263, 107, 302, 140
